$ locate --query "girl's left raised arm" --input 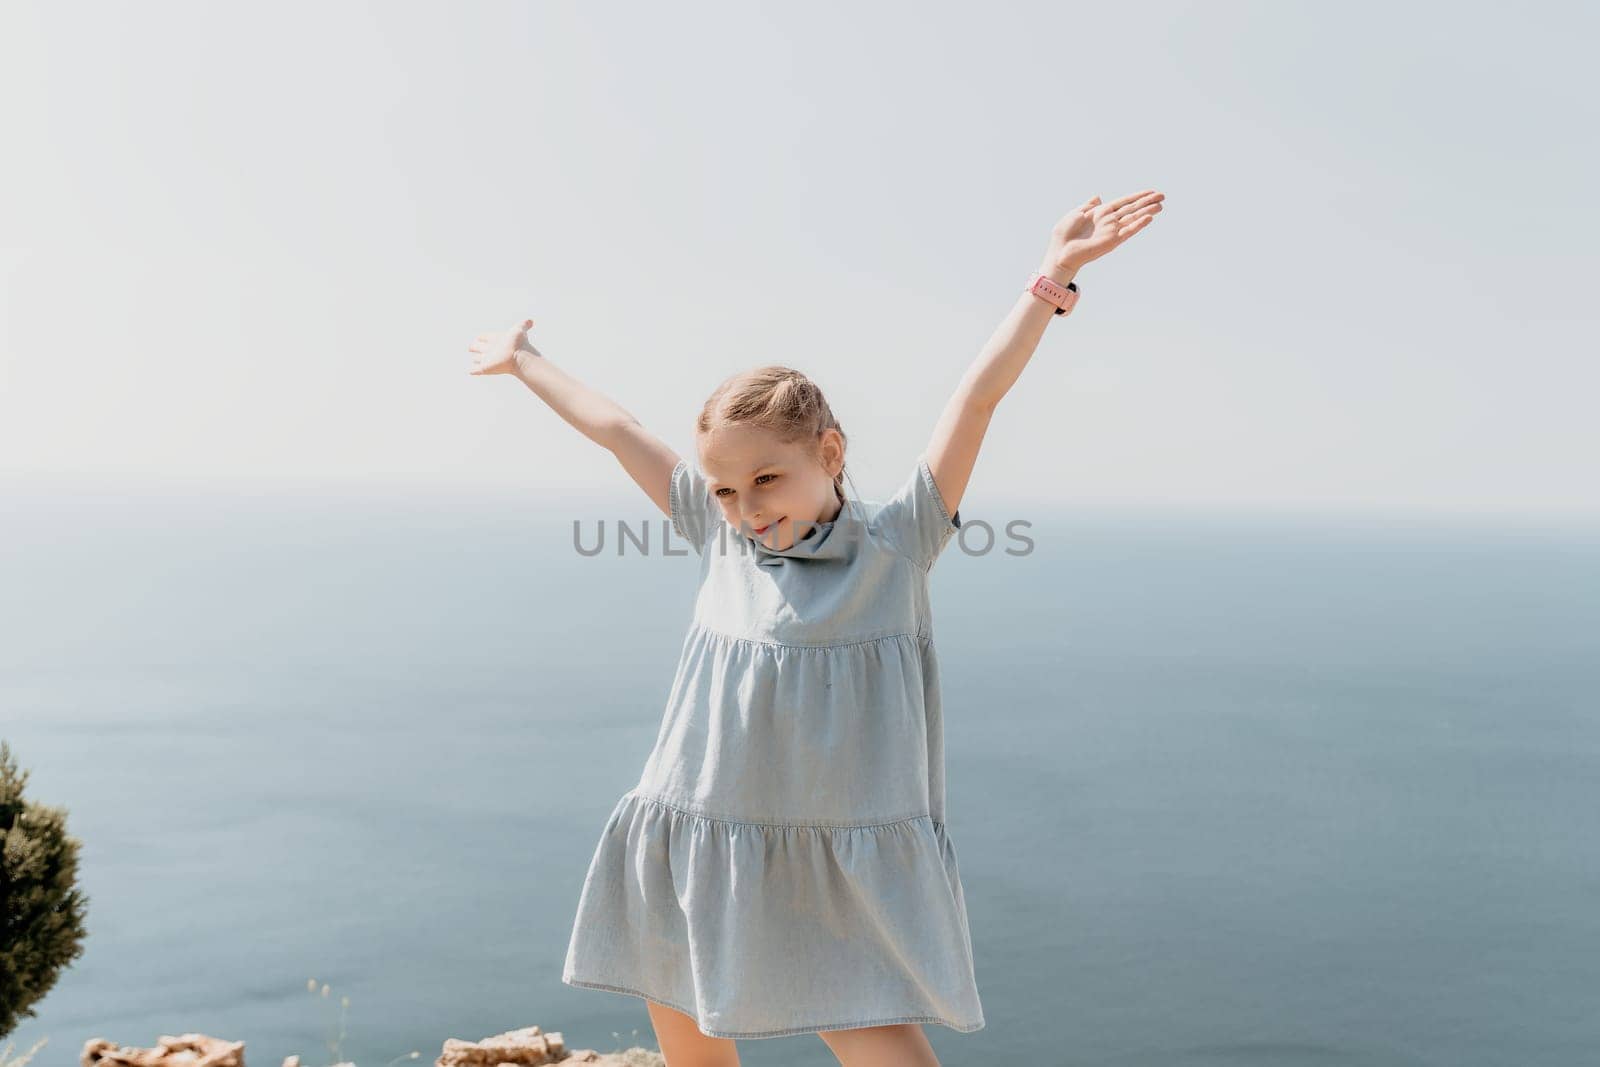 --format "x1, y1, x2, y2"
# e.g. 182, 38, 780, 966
922, 189, 1165, 520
